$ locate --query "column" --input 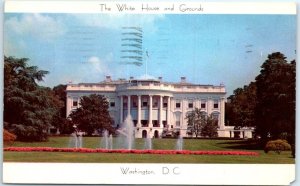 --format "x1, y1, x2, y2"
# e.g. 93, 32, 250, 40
137, 95, 141, 127
159, 96, 163, 128
167, 96, 171, 128
127, 95, 131, 116
207, 97, 211, 114
220, 97, 225, 129
120, 96, 123, 124
148, 95, 153, 127
66, 96, 72, 117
